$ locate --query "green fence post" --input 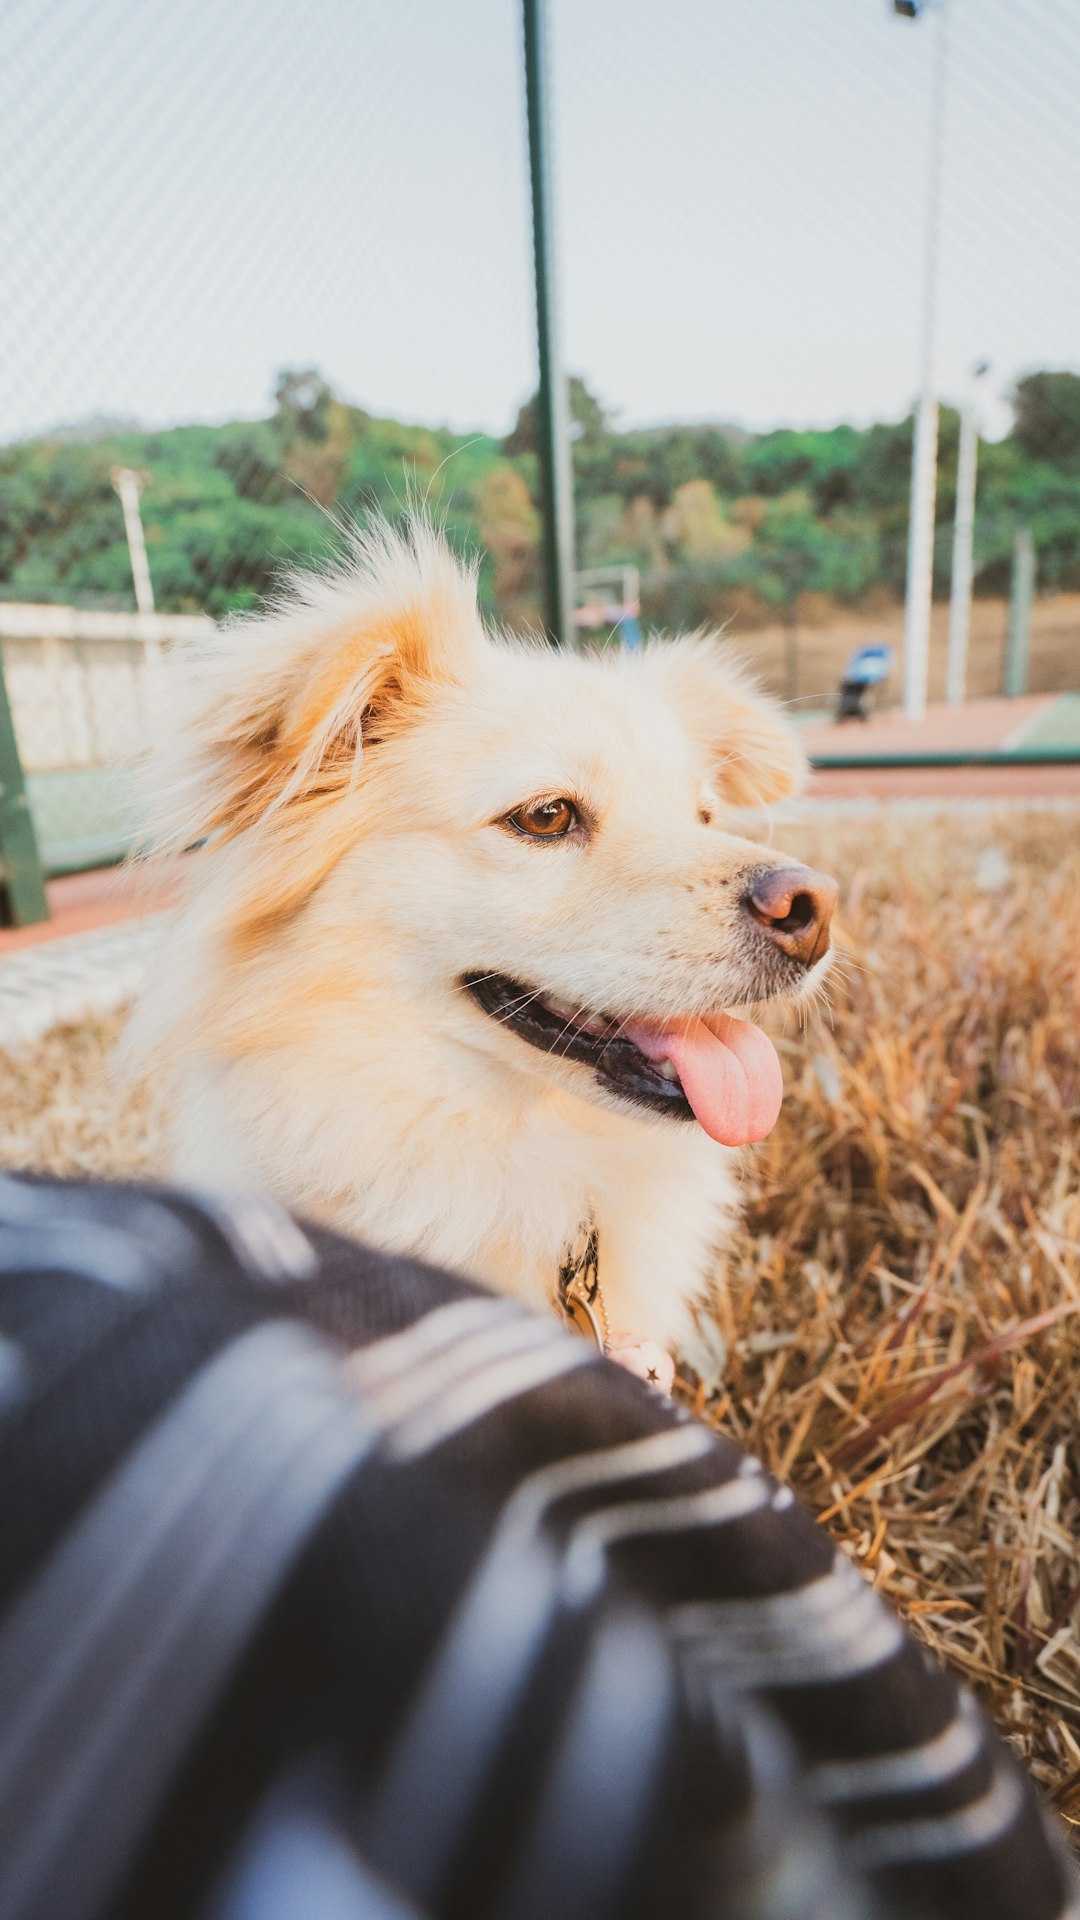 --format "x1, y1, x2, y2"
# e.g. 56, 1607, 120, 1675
0, 645, 49, 926
1004, 525, 1035, 698
523, 0, 575, 649
784, 608, 799, 708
